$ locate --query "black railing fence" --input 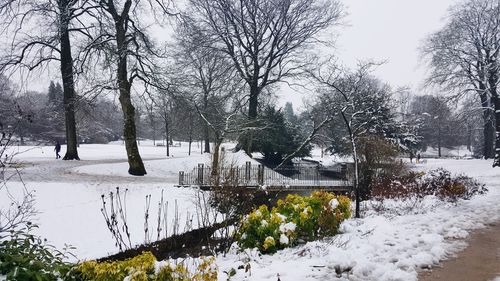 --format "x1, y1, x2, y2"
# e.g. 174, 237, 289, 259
178, 162, 353, 191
